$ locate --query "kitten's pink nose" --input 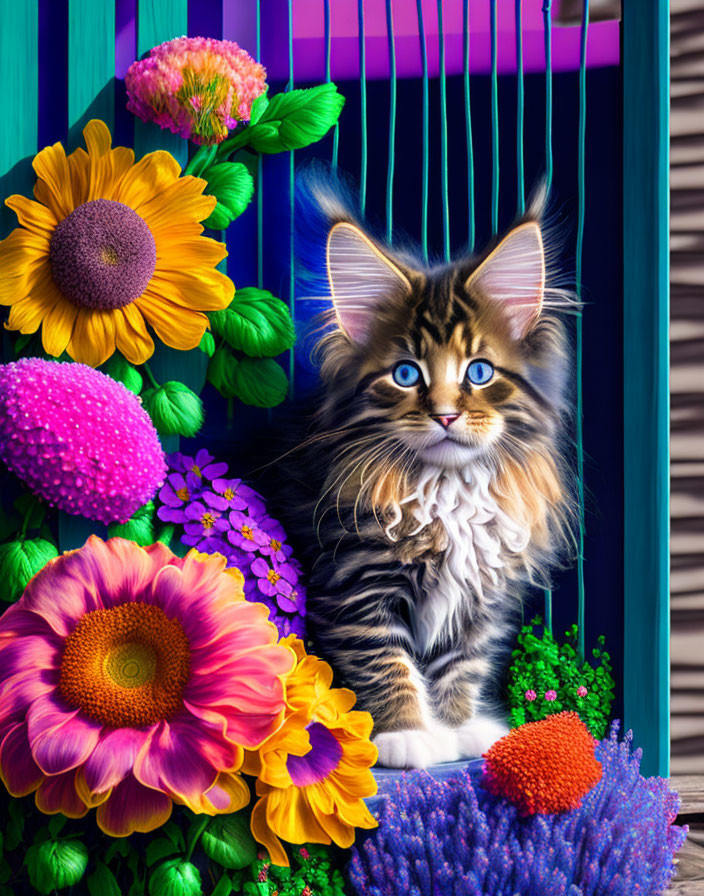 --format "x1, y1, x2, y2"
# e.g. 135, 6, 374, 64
431, 413, 460, 429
